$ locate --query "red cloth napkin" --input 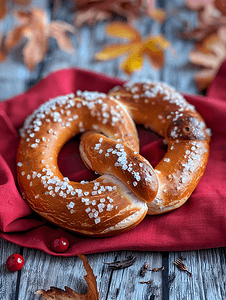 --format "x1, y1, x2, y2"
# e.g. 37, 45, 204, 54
0, 66, 226, 256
